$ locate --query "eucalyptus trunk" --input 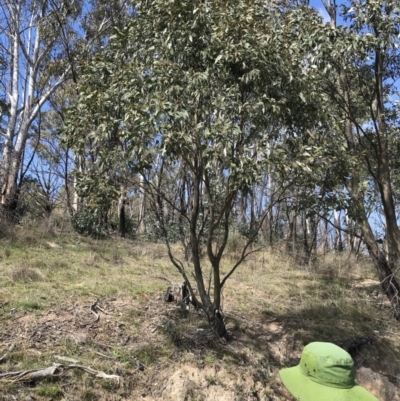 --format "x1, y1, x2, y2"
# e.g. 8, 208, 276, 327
0, 0, 71, 214
321, 0, 400, 316
137, 175, 146, 235
343, 78, 400, 318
